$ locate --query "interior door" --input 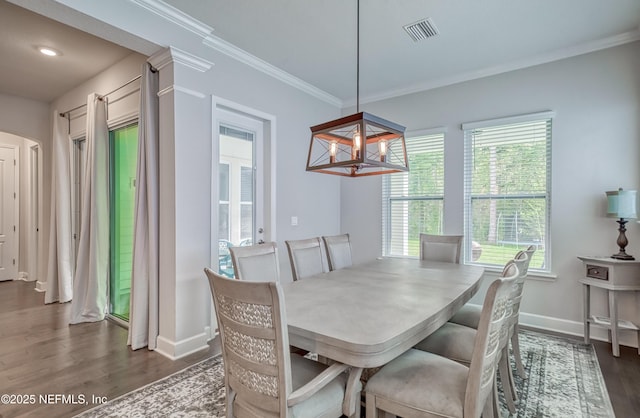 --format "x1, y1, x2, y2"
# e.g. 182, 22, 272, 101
28, 144, 41, 282
215, 108, 265, 278
0, 145, 17, 281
